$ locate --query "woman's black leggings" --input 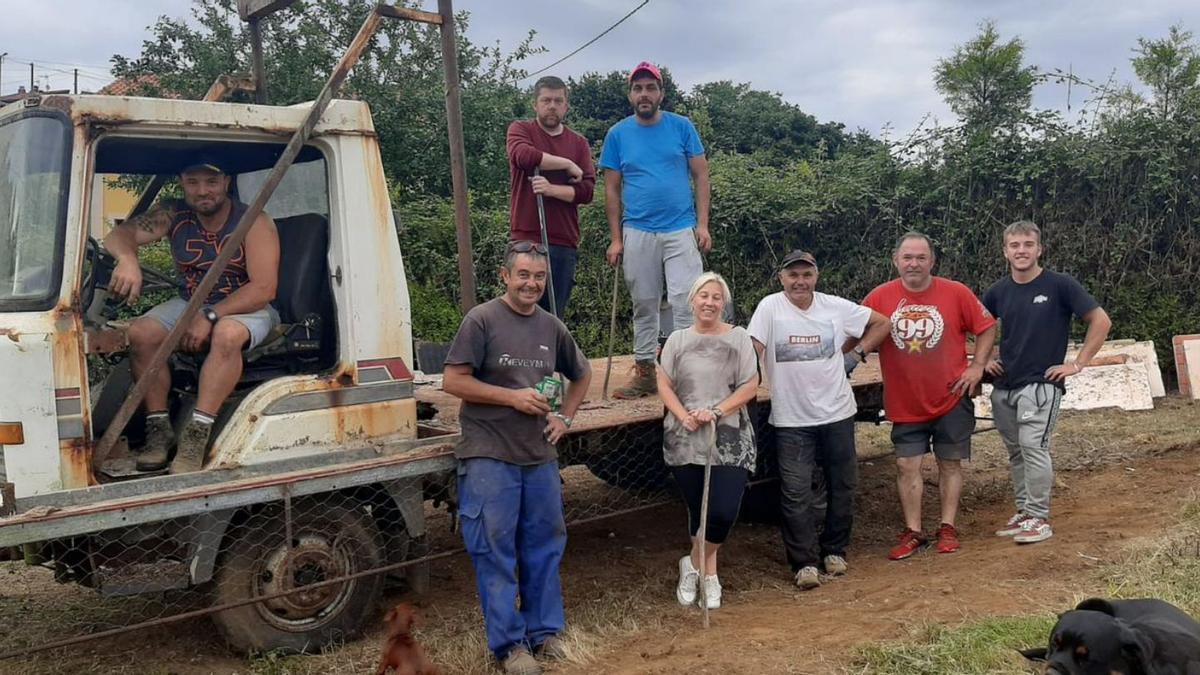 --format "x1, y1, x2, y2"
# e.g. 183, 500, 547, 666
670, 464, 750, 544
